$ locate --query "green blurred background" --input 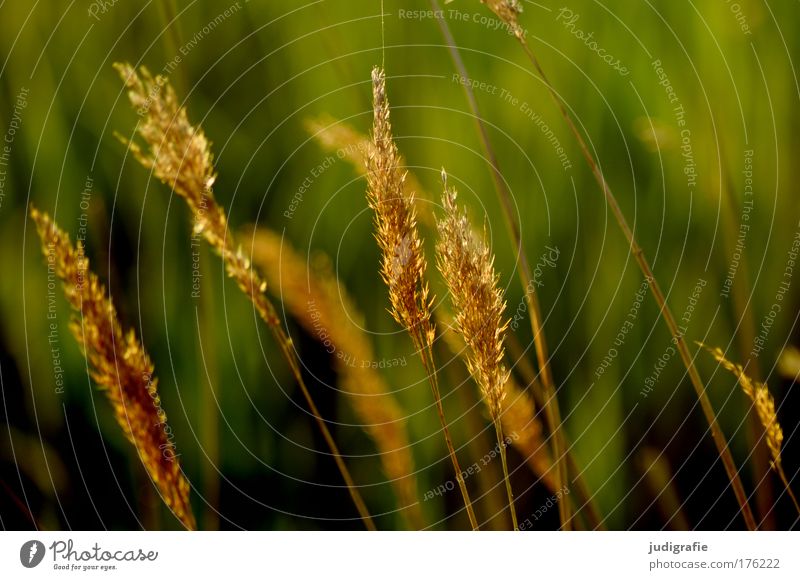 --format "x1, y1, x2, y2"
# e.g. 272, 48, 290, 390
1, 0, 799, 530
